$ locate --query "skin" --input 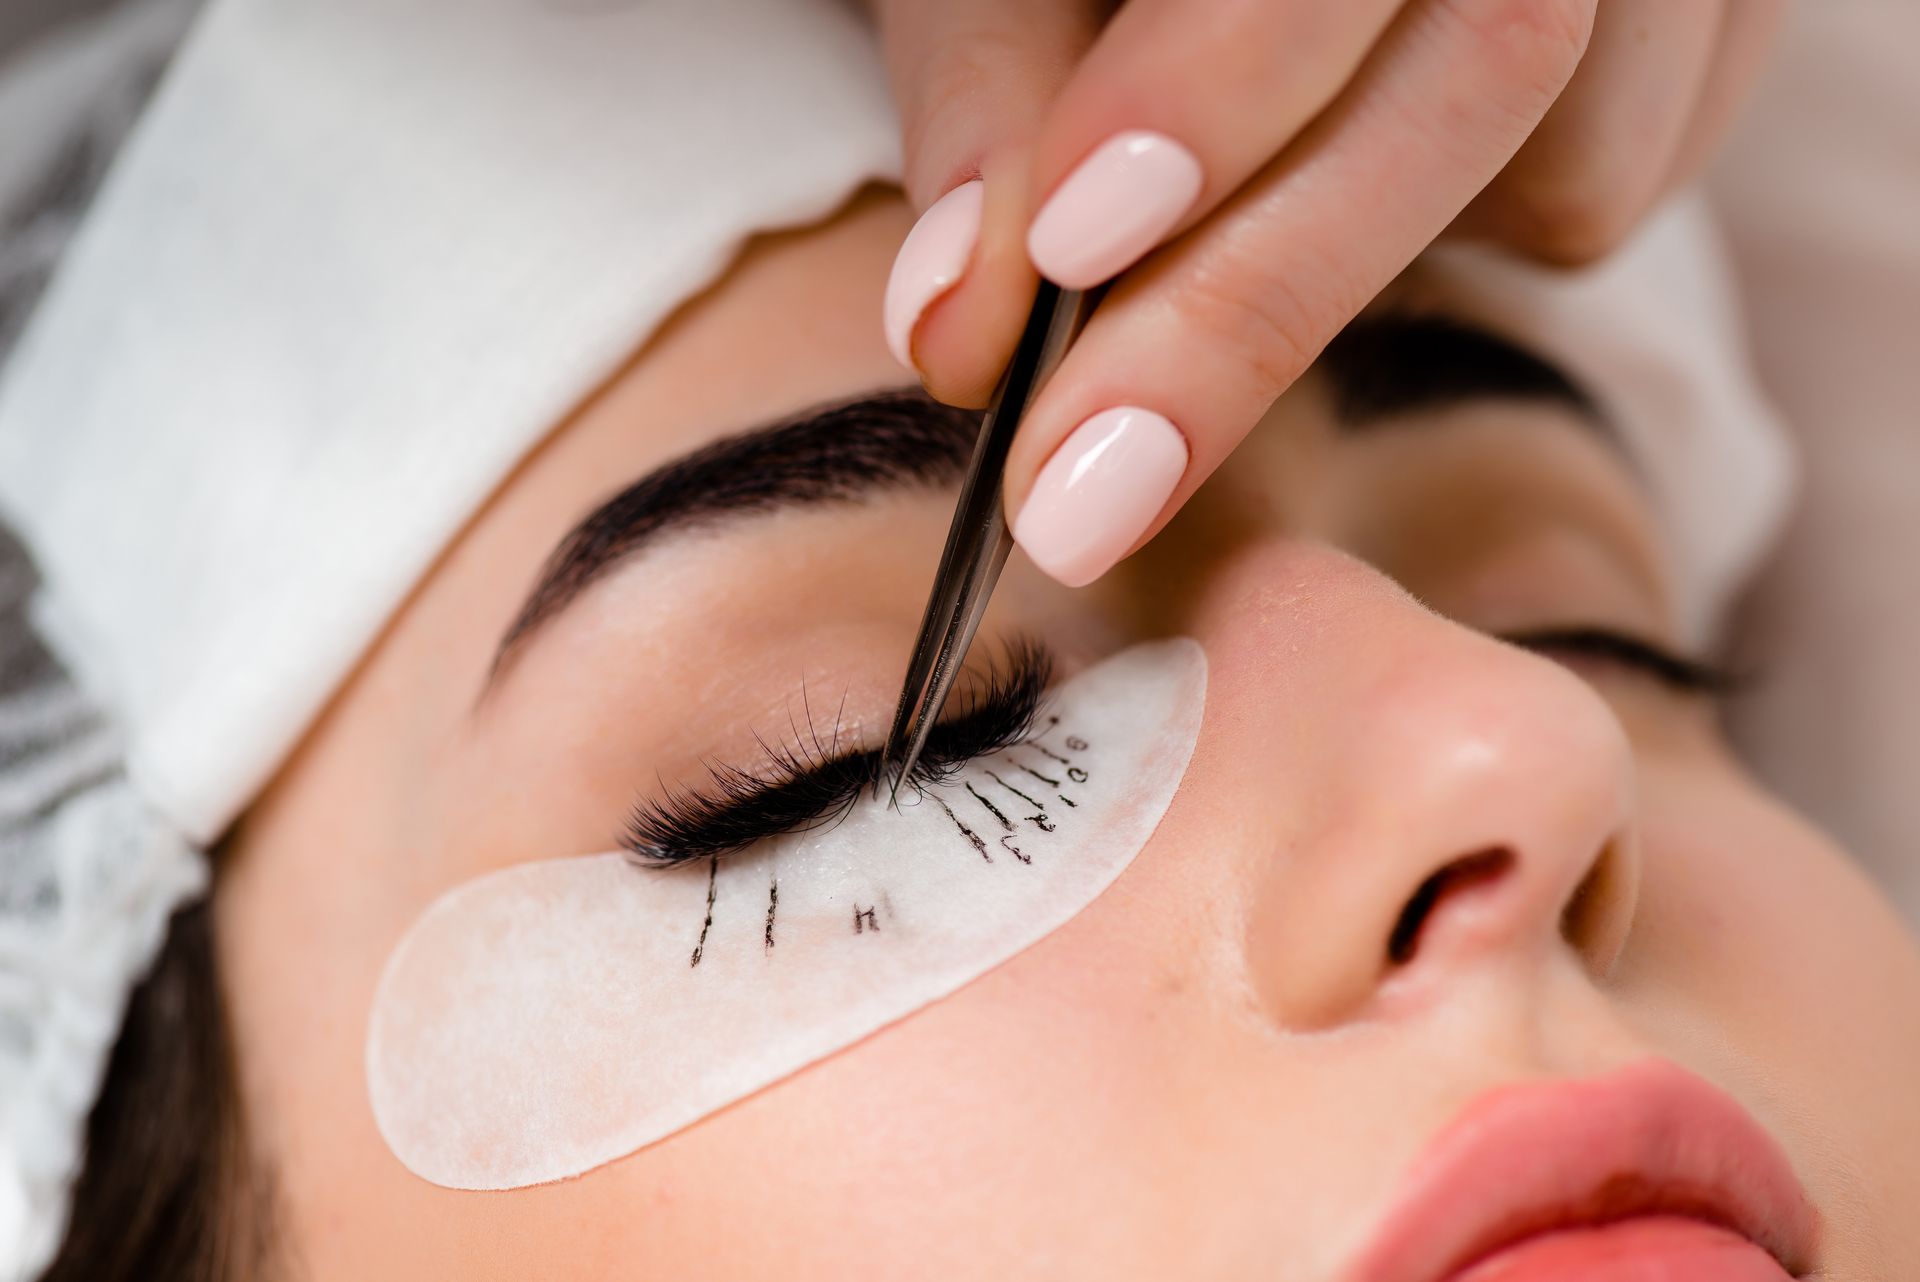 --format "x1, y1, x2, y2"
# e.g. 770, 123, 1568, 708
216, 191, 1920, 1279
873, 0, 1786, 582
